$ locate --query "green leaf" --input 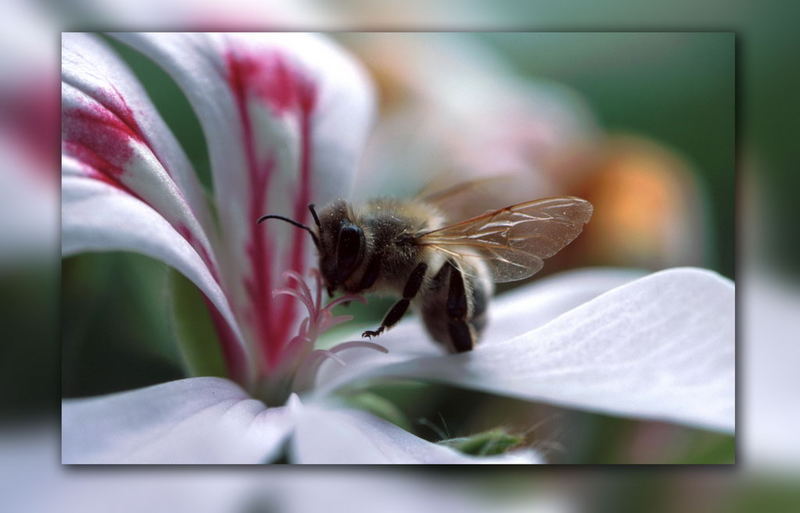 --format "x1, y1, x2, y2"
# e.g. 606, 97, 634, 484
167, 269, 227, 378
438, 428, 524, 456
339, 392, 413, 432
